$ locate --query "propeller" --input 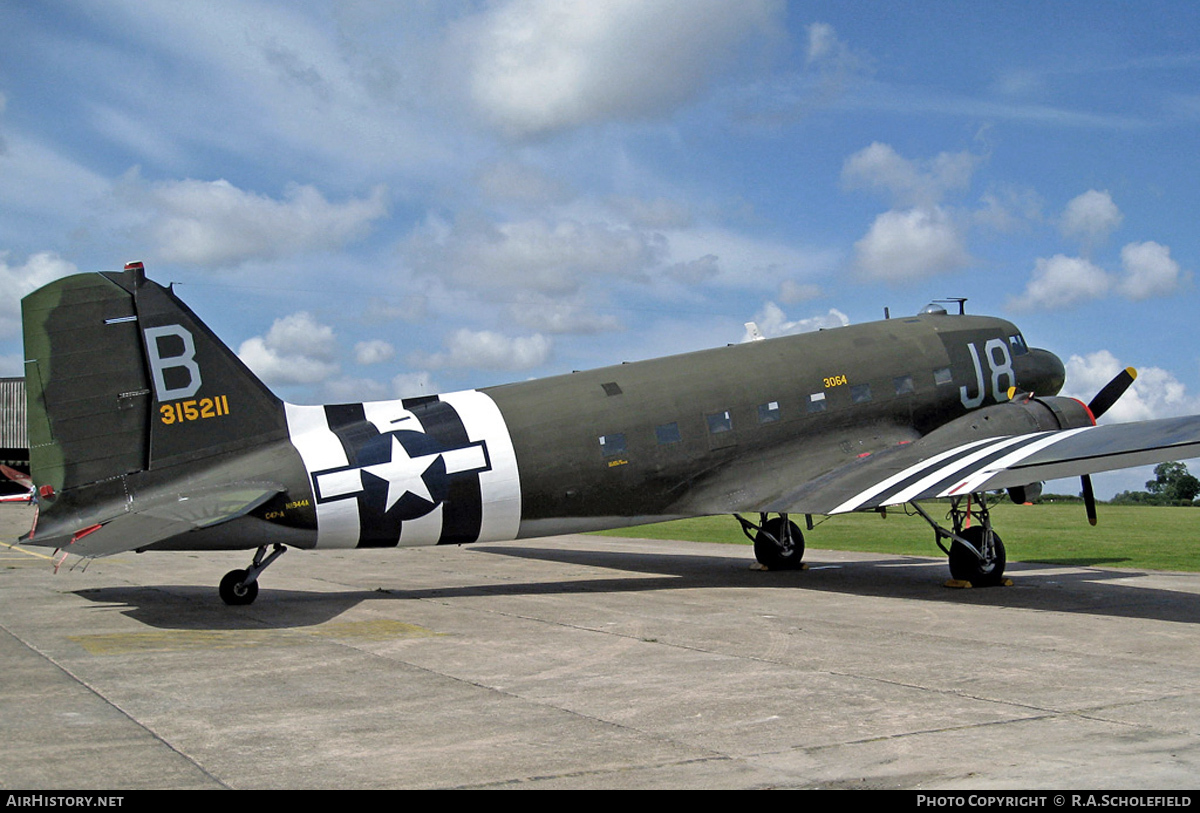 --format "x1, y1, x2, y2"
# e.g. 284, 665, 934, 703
1088, 367, 1138, 421
1080, 367, 1138, 525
